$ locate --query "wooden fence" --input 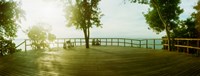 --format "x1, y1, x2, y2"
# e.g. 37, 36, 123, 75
16, 38, 163, 51
14, 38, 200, 55
55, 38, 163, 49
163, 38, 200, 54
